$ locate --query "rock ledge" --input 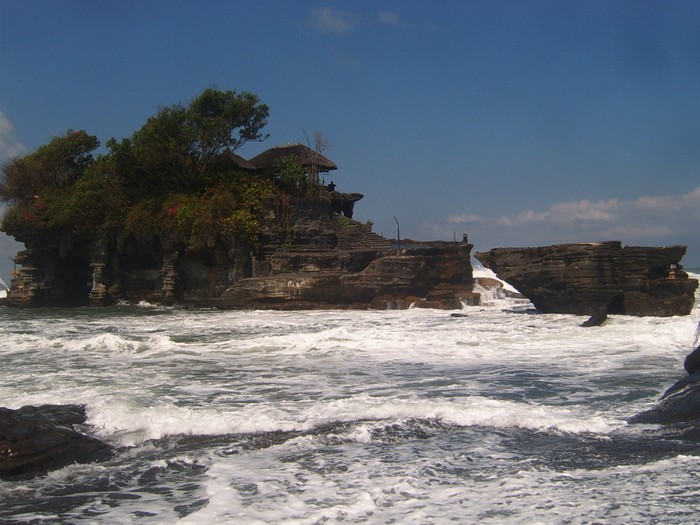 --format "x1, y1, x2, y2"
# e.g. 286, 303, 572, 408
475, 241, 697, 316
